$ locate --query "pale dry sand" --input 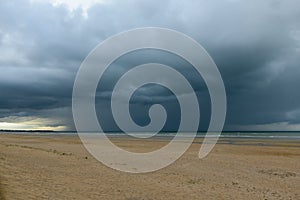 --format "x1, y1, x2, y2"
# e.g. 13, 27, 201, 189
0, 134, 299, 200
